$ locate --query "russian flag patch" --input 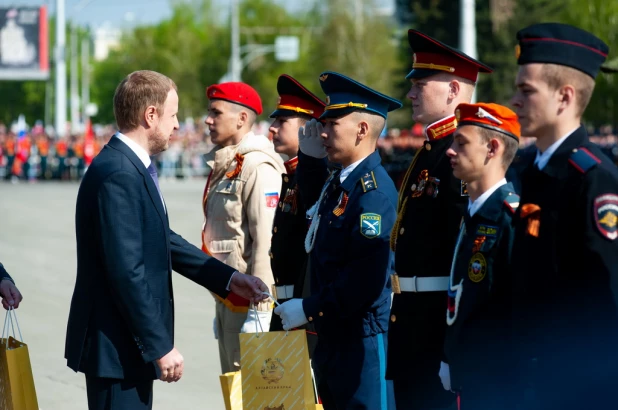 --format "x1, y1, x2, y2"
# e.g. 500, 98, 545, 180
265, 192, 279, 208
